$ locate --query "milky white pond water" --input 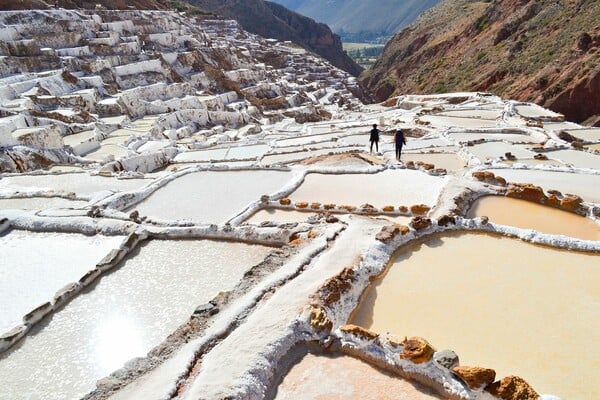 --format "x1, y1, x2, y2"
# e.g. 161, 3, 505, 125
419, 115, 499, 128
247, 208, 315, 224
0, 173, 152, 196
84, 144, 130, 161
402, 153, 465, 171
566, 128, 600, 142
467, 196, 600, 241
0, 239, 272, 400
467, 142, 535, 161
351, 233, 600, 399
289, 170, 445, 208
0, 197, 88, 210
542, 149, 600, 169
0, 230, 124, 333
274, 353, 442, 400
173, 147, 229, 163
134, 170, 291, 223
